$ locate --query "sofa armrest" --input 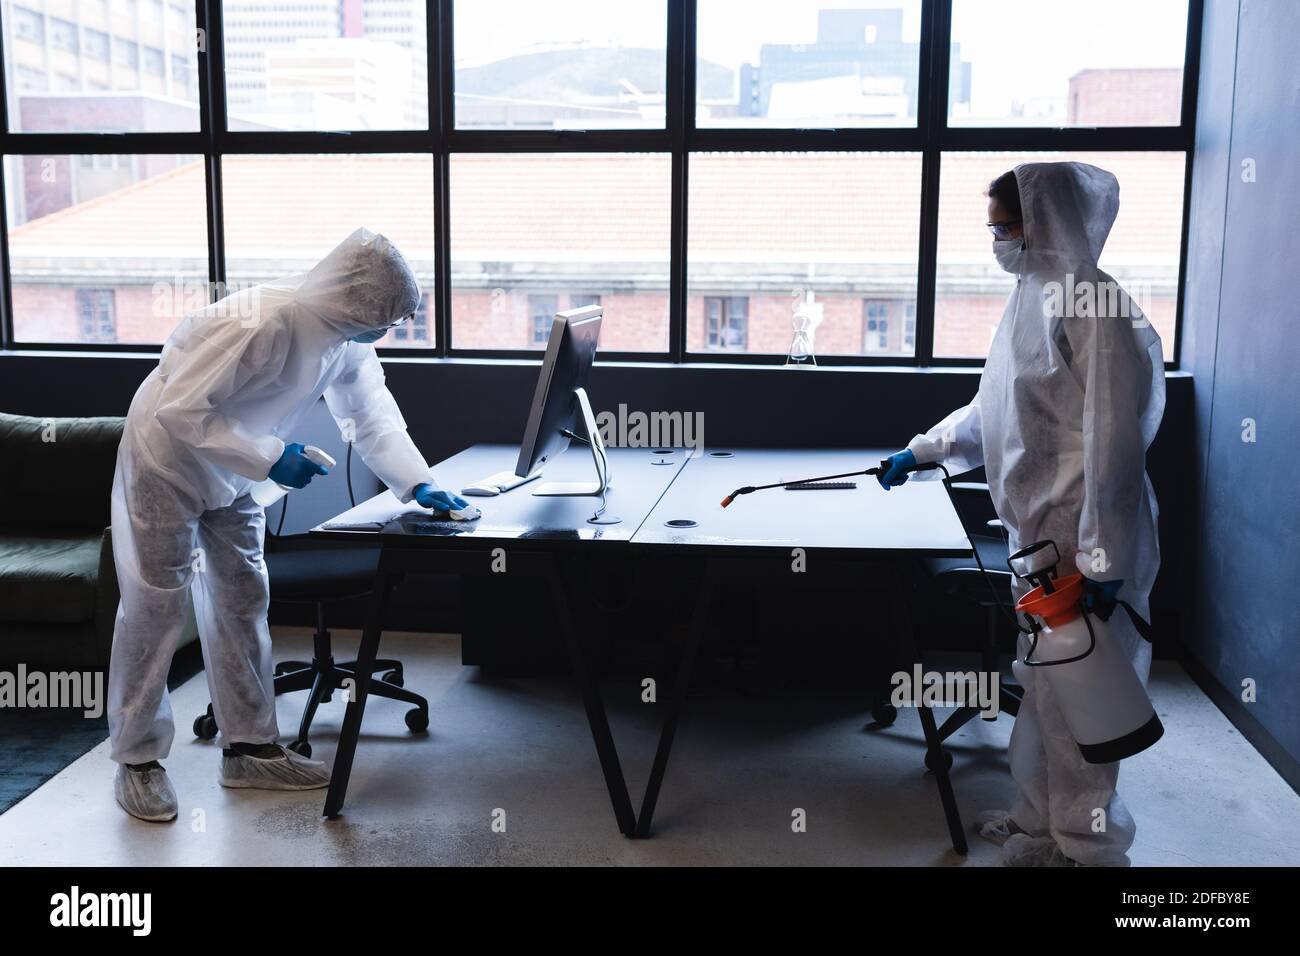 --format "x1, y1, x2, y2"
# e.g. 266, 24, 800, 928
94, 527, 119, 673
